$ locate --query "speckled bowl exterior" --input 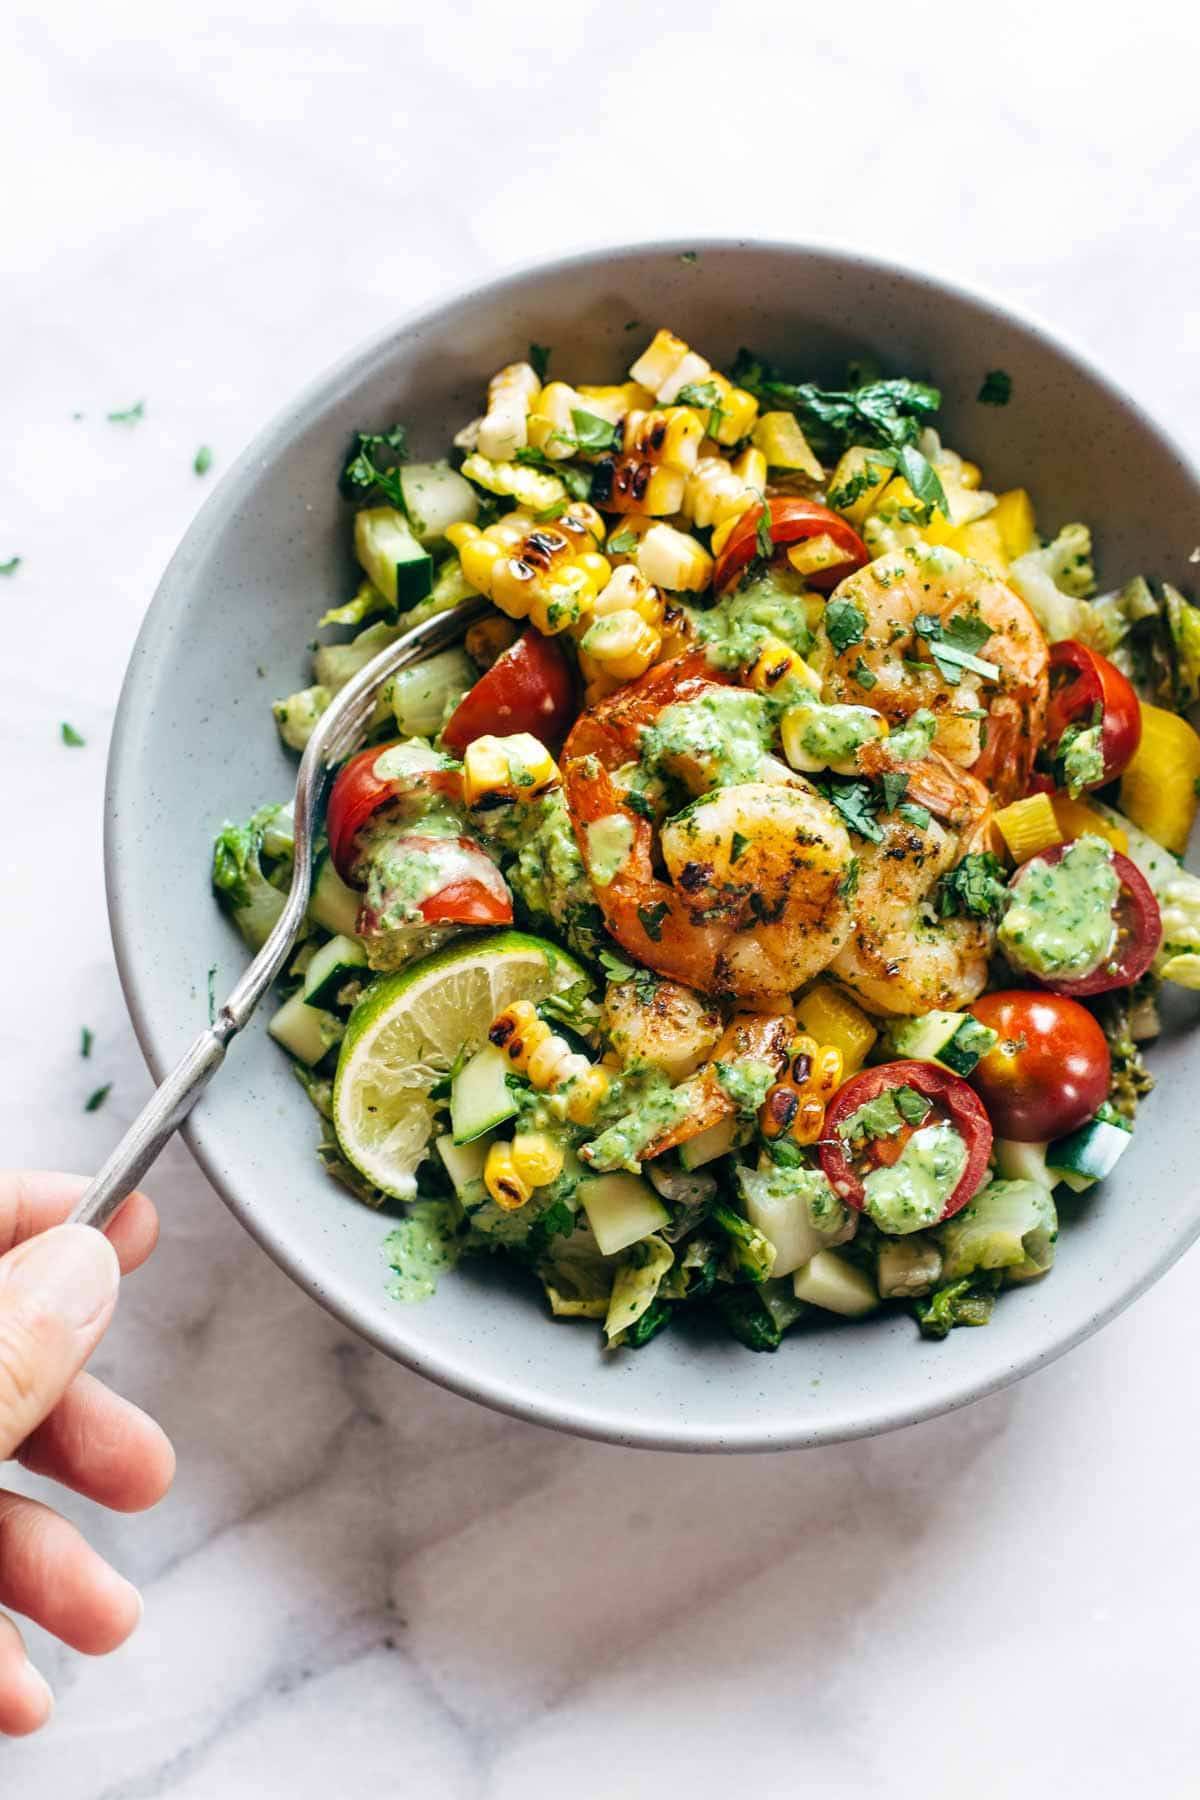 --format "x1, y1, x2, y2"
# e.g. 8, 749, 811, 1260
106, 241, 1200, 1451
